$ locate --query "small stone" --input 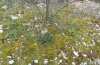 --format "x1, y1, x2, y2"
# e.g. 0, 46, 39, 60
59, 60, 62, 63
28, 63, 31, 65
72, 62, 75, 65
82, 54, 87, 57
7, 56, 12, 58
10, 15, 18, 20
54, 57, 57, 61
44, 59, 48, 64
34, 60, 38, 63
0, 30, 3, 34
73, 51, 79, 57
8, 60, 15, 64
2, 5, 7, 9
